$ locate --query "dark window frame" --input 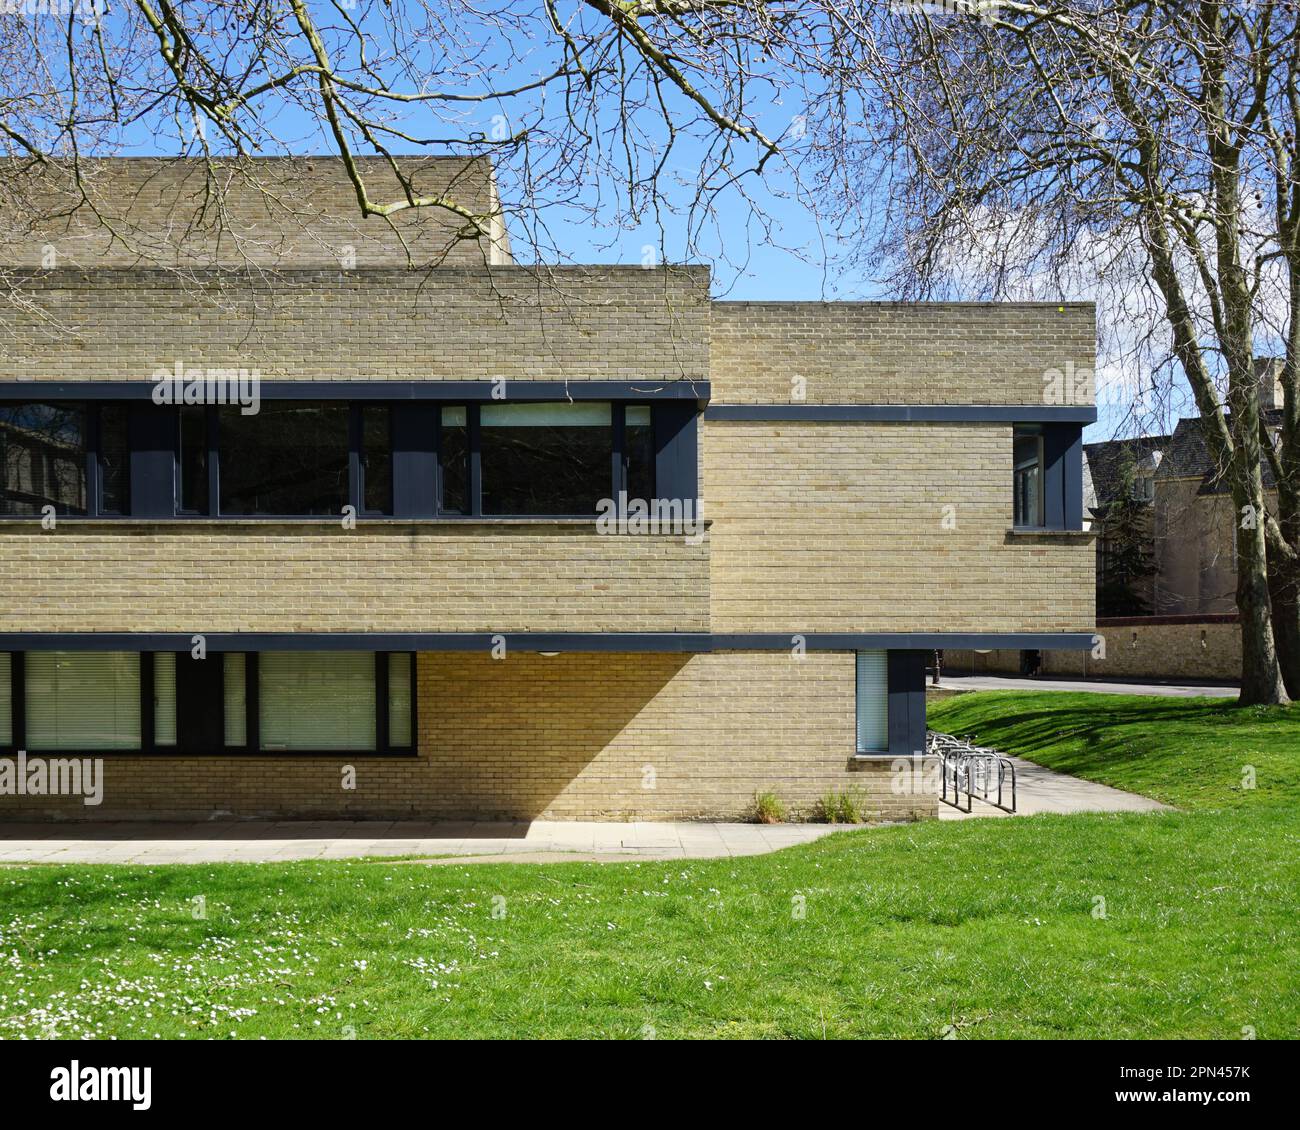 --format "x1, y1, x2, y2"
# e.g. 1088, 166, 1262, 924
1012, 422, 1085, 532
0, 401, 128, 518
438, 401, 657, 518
2, 397, 695, 522
0, 649, 417, 757
1013, 424, 1045, 529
